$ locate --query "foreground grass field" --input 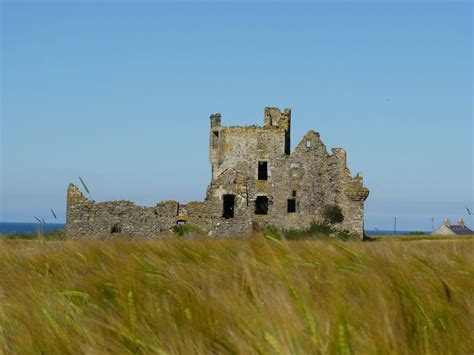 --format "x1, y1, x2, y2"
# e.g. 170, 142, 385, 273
0, 235, 473, 354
